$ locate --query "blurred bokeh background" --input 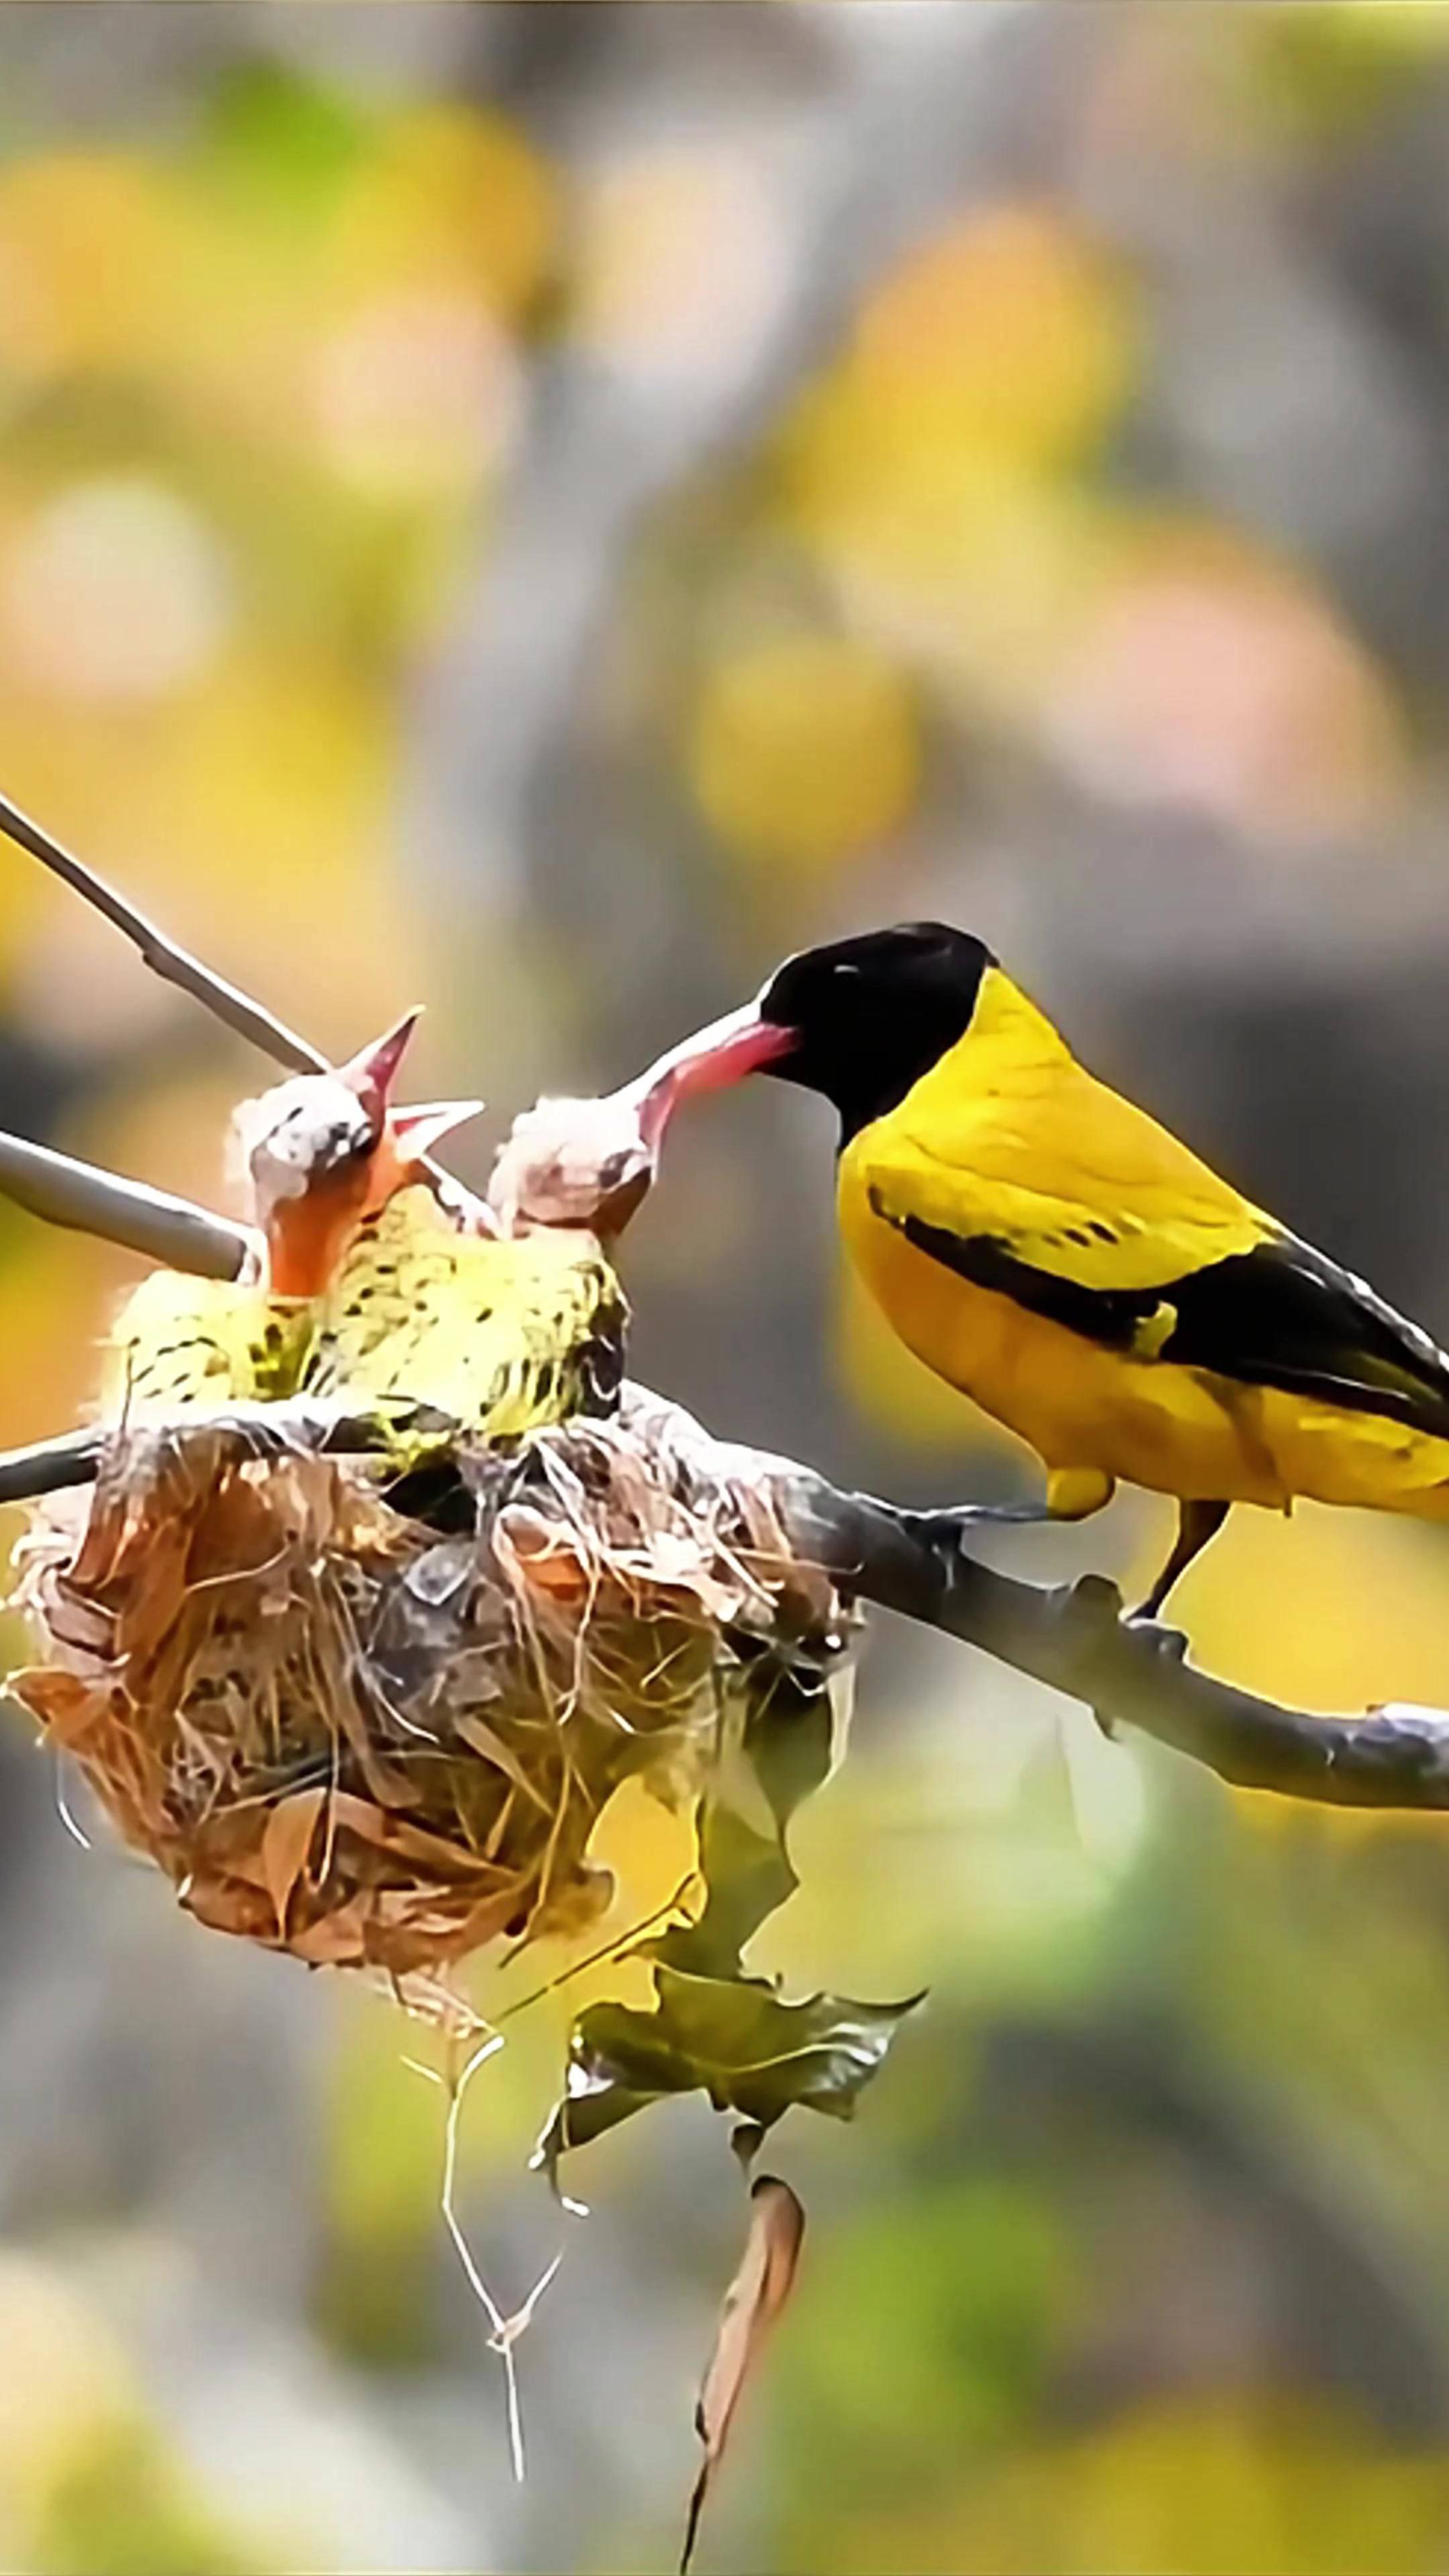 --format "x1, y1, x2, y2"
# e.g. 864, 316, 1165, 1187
11, 4, 1449, 2569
